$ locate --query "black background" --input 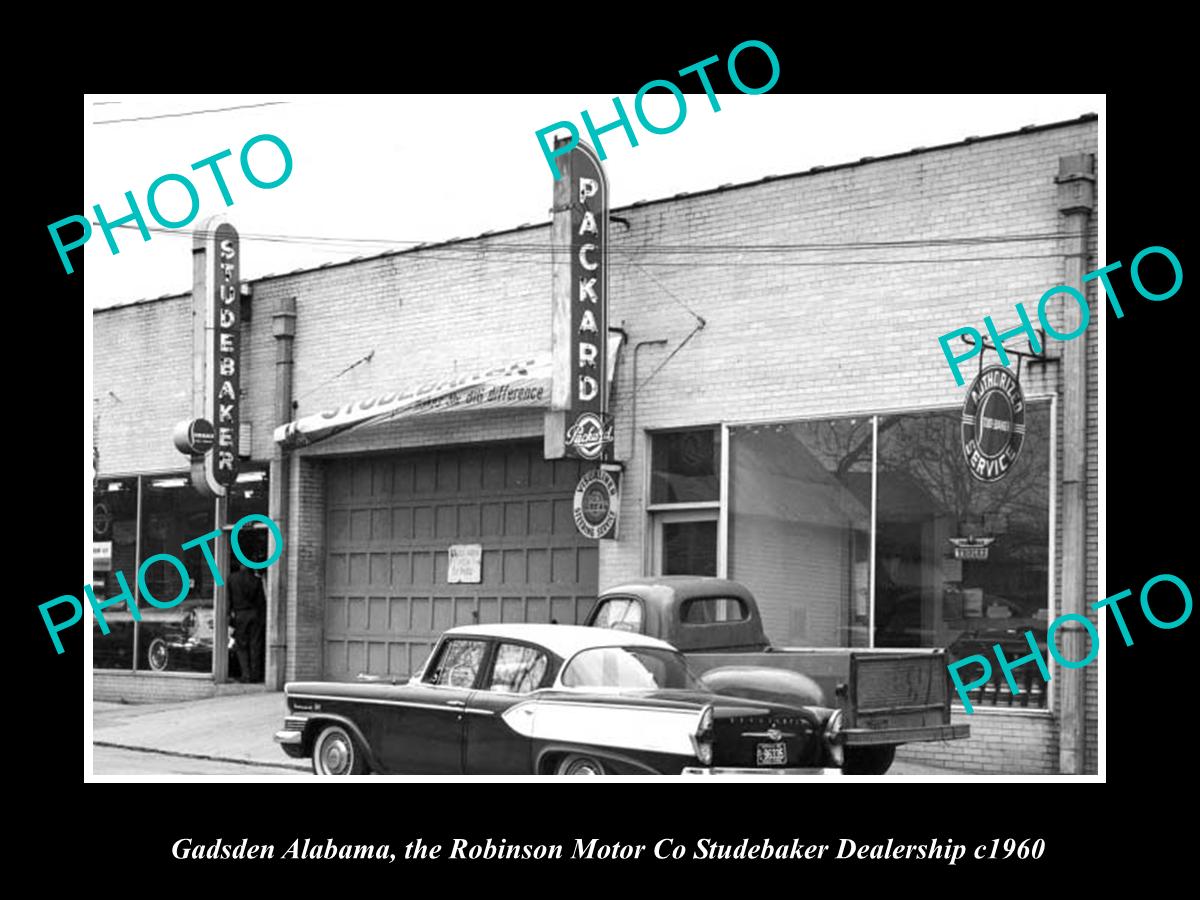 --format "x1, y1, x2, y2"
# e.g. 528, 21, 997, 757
19, 28, 1191, 887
